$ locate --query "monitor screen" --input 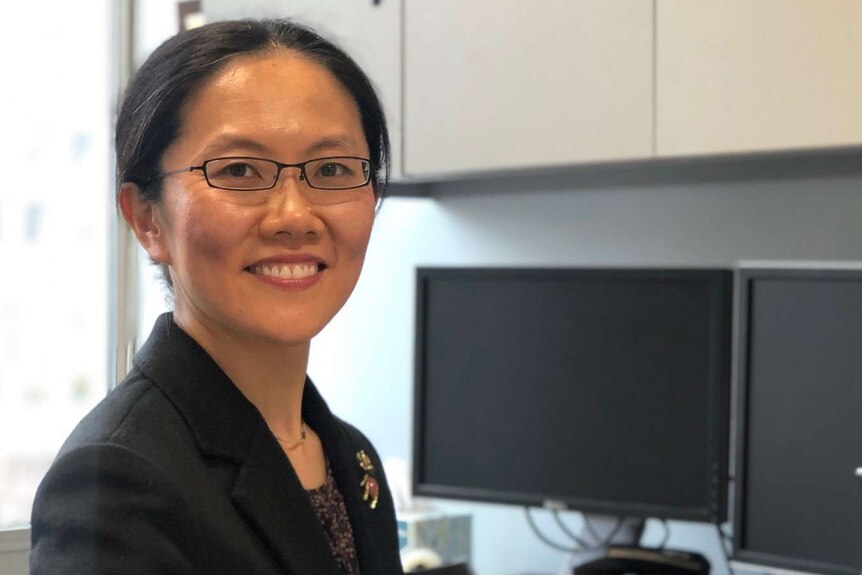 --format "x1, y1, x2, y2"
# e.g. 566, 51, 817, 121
413, 268, 732, 522
734, 268, 862, 575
